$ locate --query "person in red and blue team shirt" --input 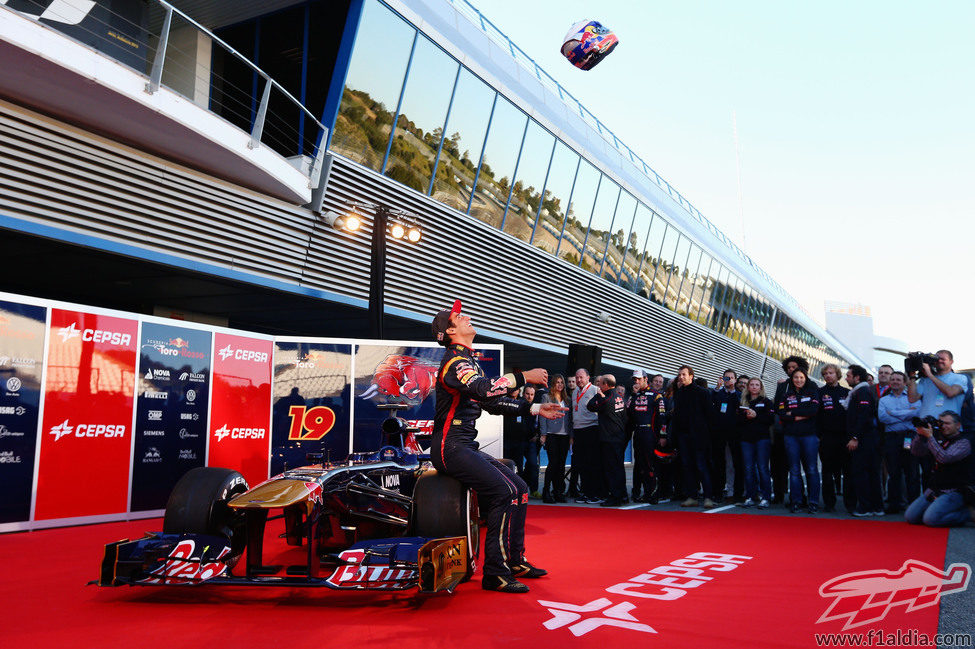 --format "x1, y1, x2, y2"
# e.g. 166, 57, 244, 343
431, 300, 566, 593
817, 364, 853, 513
778, 368, 822, 513
627, 369, 667, 503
